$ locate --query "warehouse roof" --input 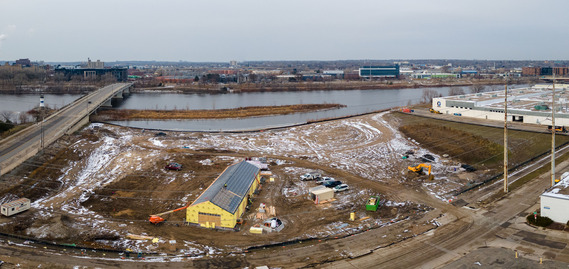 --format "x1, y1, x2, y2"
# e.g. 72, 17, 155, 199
542, 172, 569, 198
440, 84, 569, 112
192, 161, 260, 214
